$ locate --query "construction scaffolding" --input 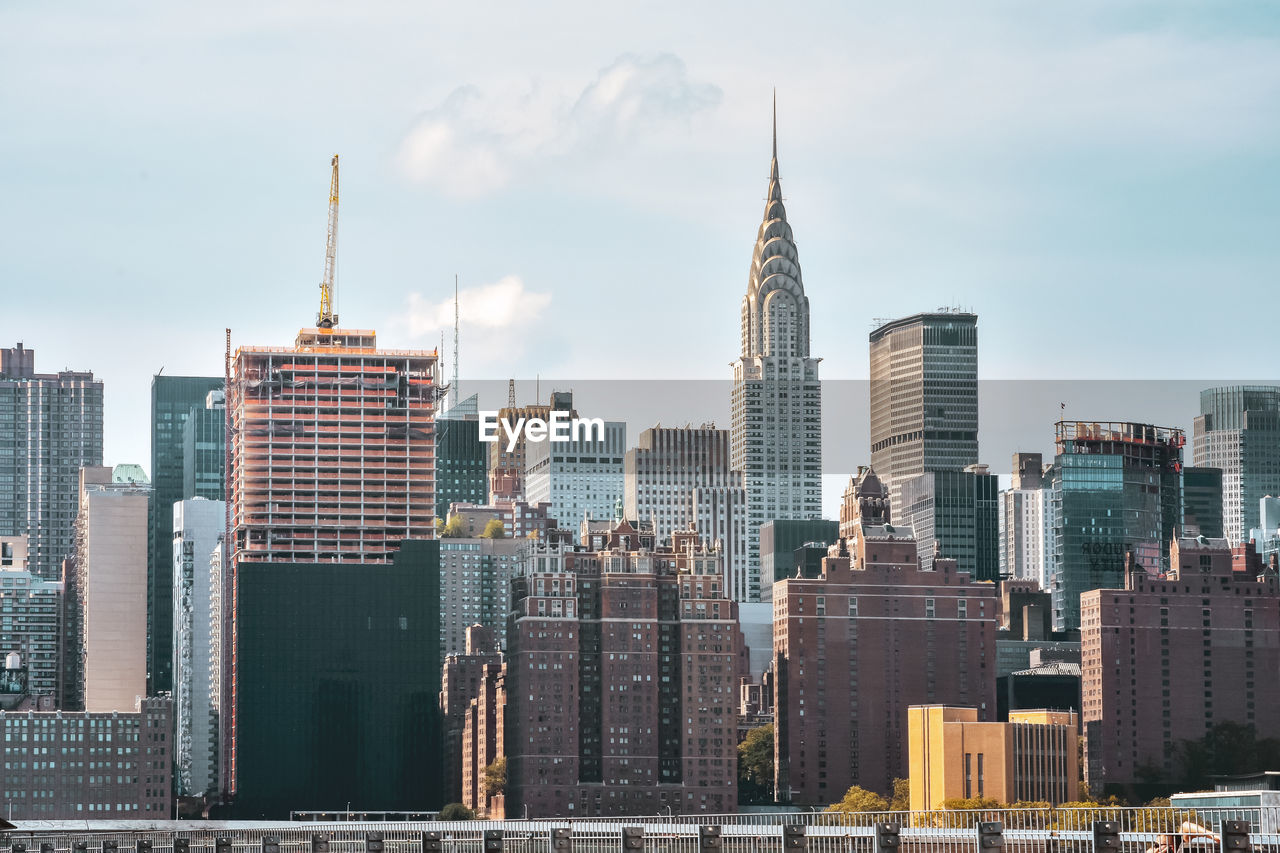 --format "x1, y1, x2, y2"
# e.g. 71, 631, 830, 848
227, 327, 438, 566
